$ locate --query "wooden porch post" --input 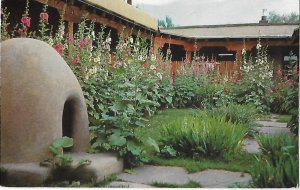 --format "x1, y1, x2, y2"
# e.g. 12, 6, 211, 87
67, 21, 74, 39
